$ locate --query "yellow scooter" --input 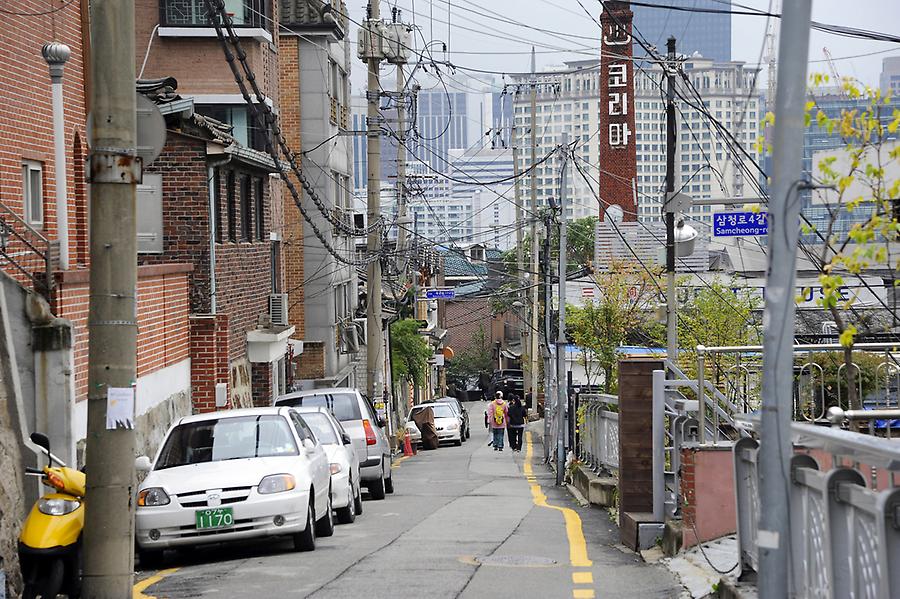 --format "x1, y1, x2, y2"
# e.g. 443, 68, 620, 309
19, 432, 85, 599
